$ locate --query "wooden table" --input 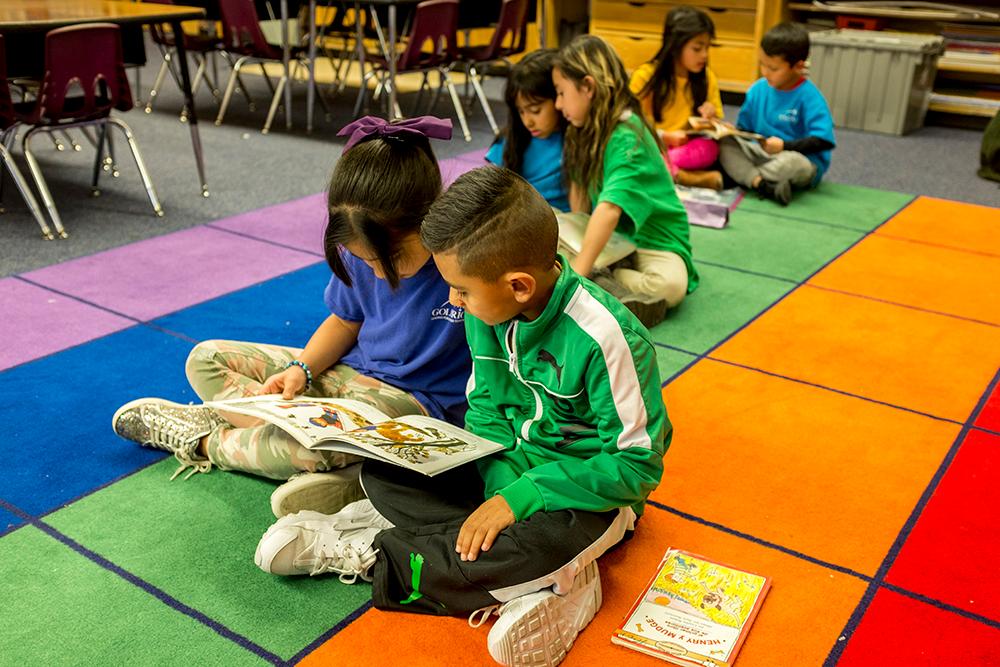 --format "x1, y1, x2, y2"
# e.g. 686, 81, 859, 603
0, 0, 211, 196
